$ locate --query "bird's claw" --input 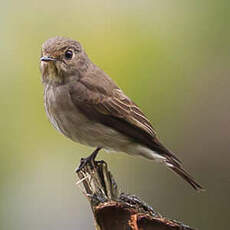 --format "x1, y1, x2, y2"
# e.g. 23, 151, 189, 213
75, 147, 102, 173
75, 157, 95, 173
